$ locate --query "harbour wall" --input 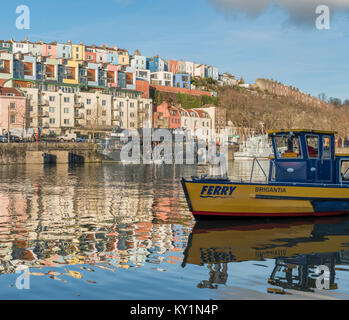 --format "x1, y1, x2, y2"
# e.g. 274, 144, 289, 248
0, 143, 102, 165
